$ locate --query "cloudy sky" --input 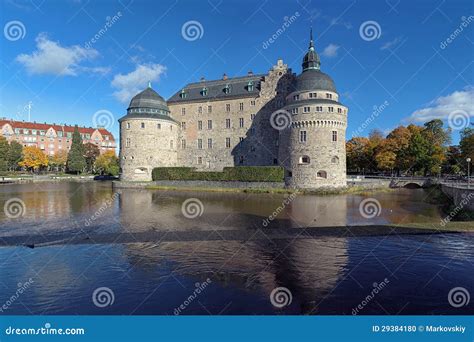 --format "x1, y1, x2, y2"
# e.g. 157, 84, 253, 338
0, 0, 472, 143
